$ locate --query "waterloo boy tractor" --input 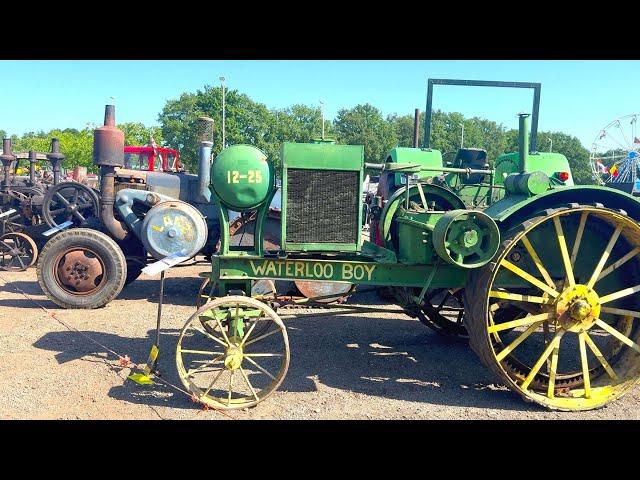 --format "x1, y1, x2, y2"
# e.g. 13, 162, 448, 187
174, 108, 640, 412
